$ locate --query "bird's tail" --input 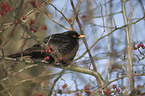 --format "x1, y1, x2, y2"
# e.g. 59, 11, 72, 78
8, 46, 43, 58
8, 52, 27, 58
7, 47, 55, 65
